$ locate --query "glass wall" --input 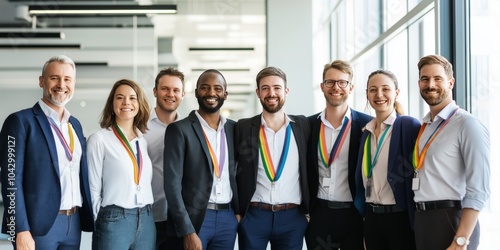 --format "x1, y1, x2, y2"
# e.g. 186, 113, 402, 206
313, 0, 497, 248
